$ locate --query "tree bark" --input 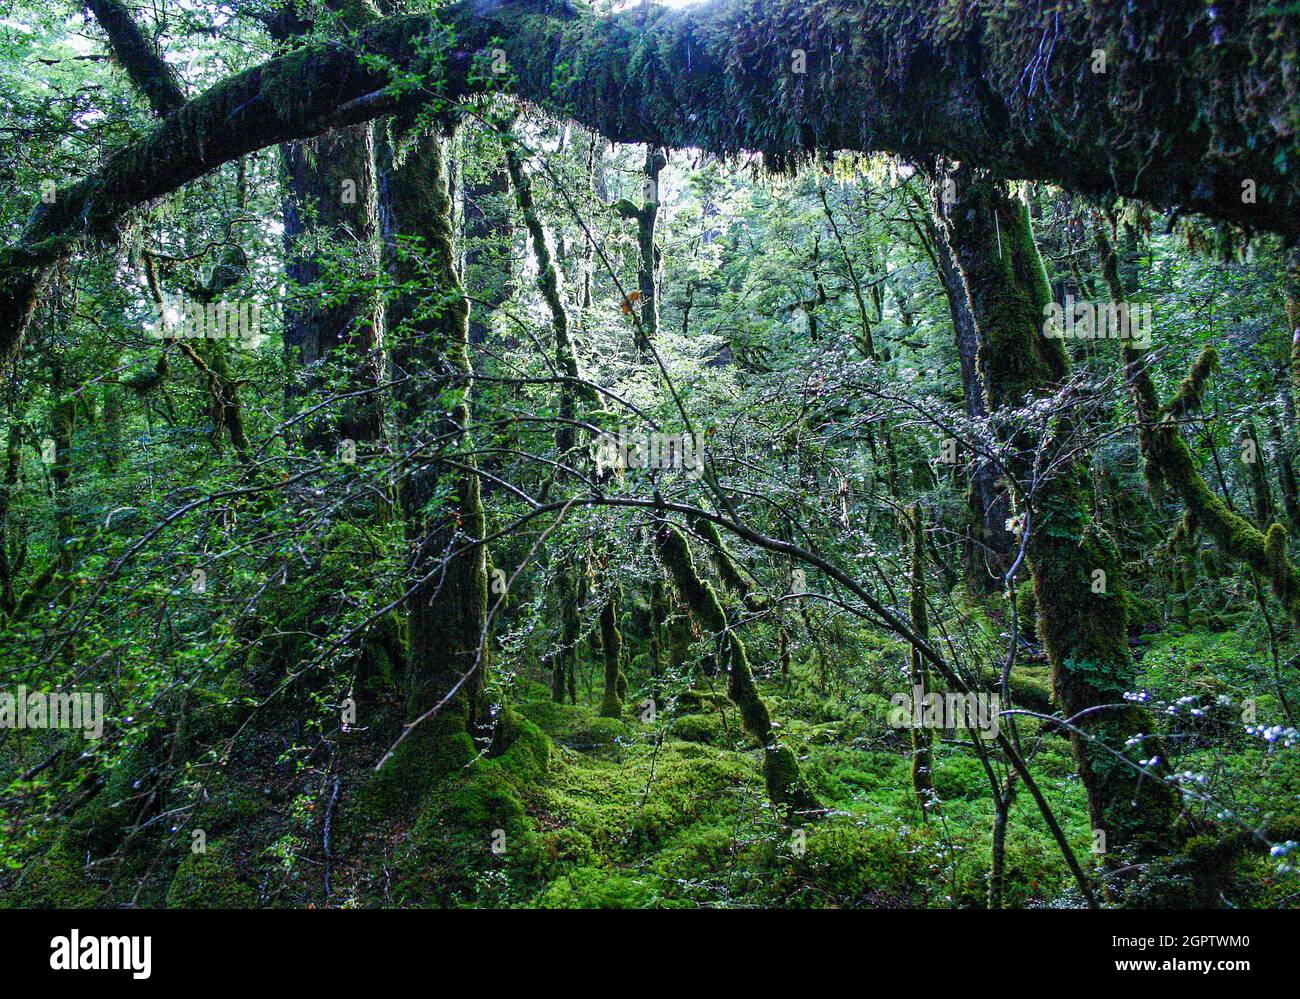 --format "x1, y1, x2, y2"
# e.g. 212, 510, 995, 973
86, 0, 185, 116
926, 165, 1013, 583
906, 504, 935, 818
